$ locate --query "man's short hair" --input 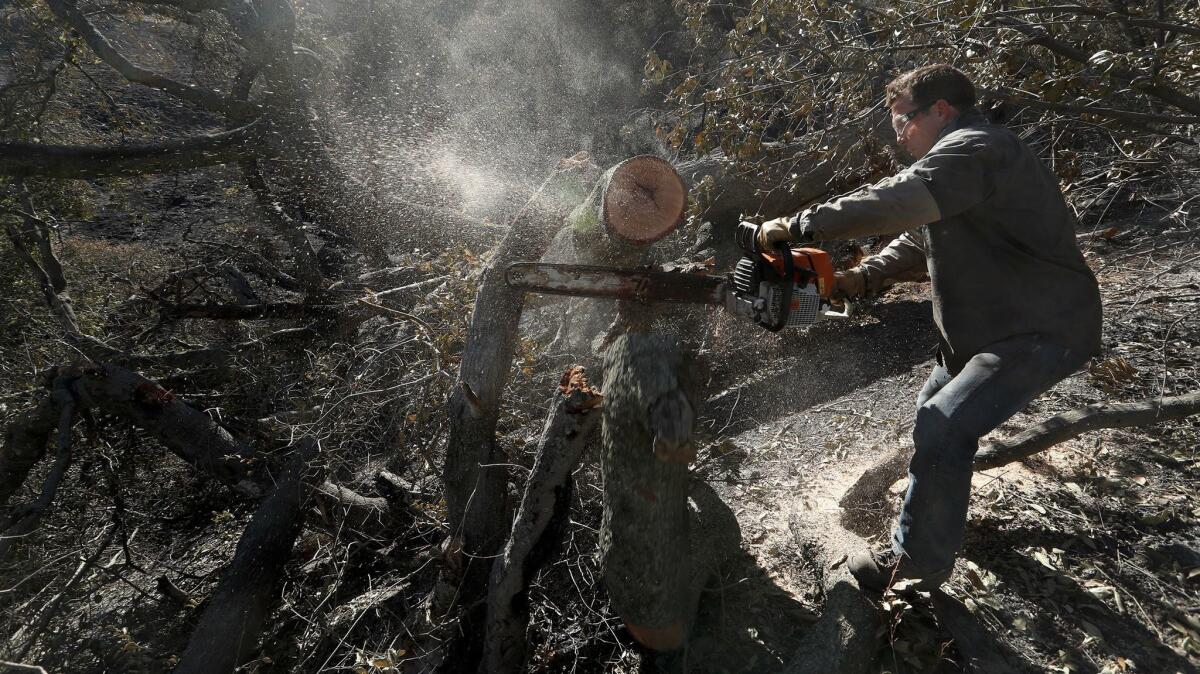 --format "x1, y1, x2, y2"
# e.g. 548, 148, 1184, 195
886, 65, 976, 111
